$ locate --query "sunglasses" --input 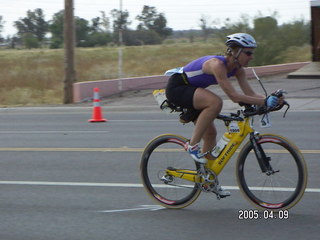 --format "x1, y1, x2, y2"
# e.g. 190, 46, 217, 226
243, 51, 254, 56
